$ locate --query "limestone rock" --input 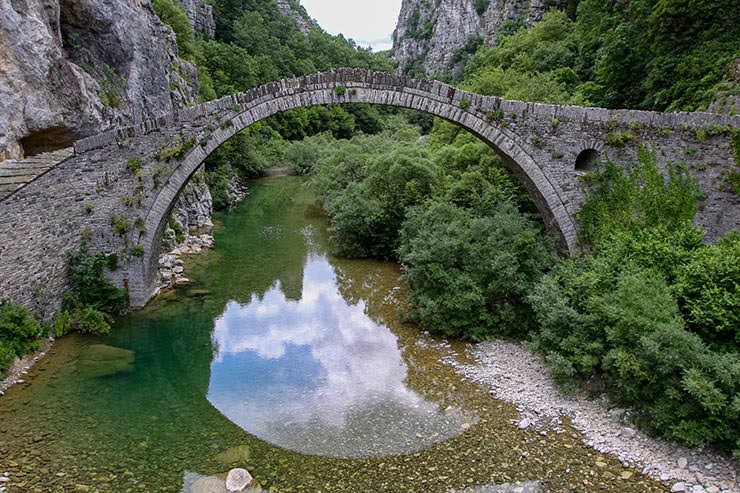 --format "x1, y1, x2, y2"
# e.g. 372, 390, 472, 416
0, 0, 198, 160
225, 468, 252, 492
392, 0, 566, 77
275, 0, 314, 34
177, 0, 215, 37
